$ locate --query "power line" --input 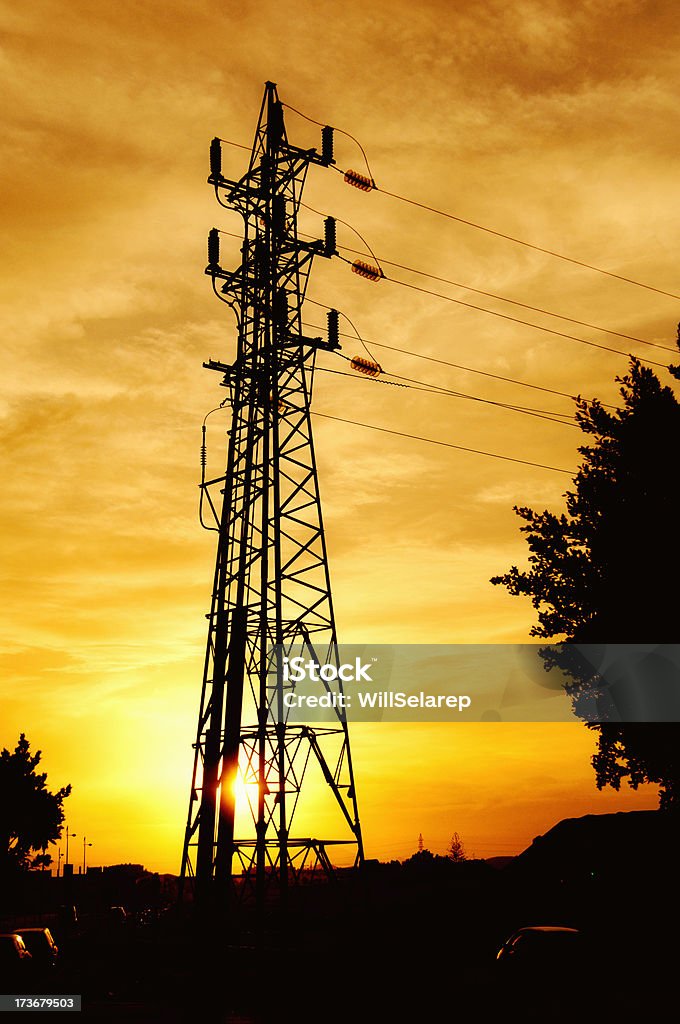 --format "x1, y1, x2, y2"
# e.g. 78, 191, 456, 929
301, 201, 383, 277
216, 134, 680, 302
359, 338, 592, 401
281, 102, 377, 183
330, 243, 676, 354
374, 184, 680, 302
203, 249, 603, 404
205, 244, 623, 399
316, 365, 578, 428
381, 369, 576, 424
217, 225, 671, 368
304, 295, 378, 362
347, 262, 671, 368
318, 365, 408, 389
312, 411, 574, 474
303, 322, 619, 410
297, 204, 673, 353
304, 319, 573, 400
217, 138, 252, 153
